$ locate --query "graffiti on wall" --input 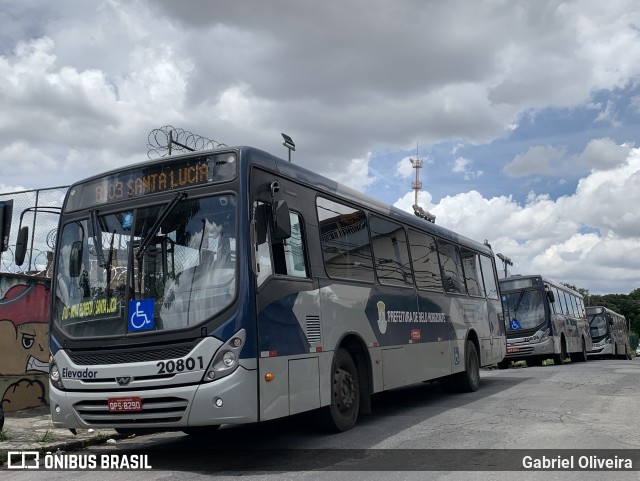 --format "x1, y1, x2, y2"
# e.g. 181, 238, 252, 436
0, 277, 50, 412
